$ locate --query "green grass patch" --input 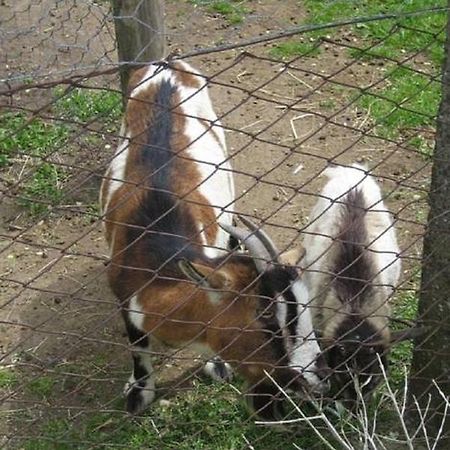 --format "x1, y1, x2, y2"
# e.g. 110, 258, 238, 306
319, 98, 336, 110
304, 0, 446, 66
21, 163, 66, 215
19, 381, 332, 450
27, 376, 57, 399
0, 112, 69, 215
270, 40, 321, 59
17, 377, 397, 449
54, 87, 122, 124
15, 369, 422, 449
0, 87, 121, 215
0, 368, 17, 389
189, 0, 250, 24
0, 112, 69, 167
357, 66, 440, 155
301, 0, 444, 156
389, 270, 420, 386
